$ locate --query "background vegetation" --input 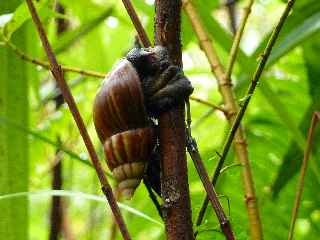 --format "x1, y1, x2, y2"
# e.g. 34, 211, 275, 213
0, 0, 319, 239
